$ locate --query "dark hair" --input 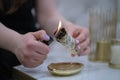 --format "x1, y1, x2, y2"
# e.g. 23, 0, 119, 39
0, 0, 27, 14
